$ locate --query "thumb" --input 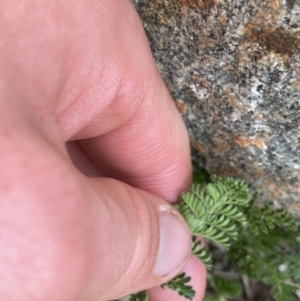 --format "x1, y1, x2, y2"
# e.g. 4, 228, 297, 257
0, 129, 191, 301
82, 177, 191, 300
